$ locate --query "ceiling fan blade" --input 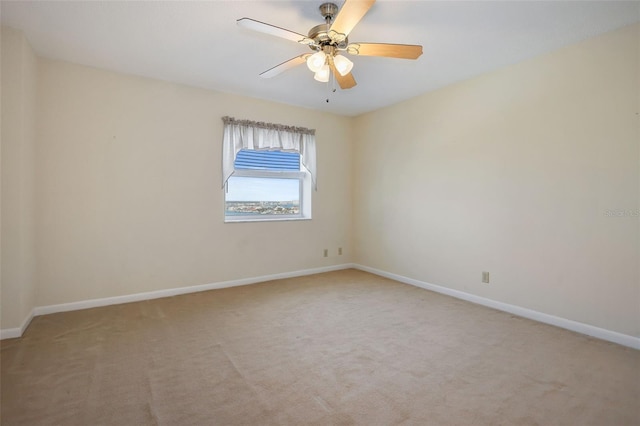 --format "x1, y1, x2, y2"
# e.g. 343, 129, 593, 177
346, 43, 423, 59
329, 0, 376, 43
329, 61, 357, 89
260, 55, 309, 79
335, 71, 357, 90
237, 18, 313, 45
